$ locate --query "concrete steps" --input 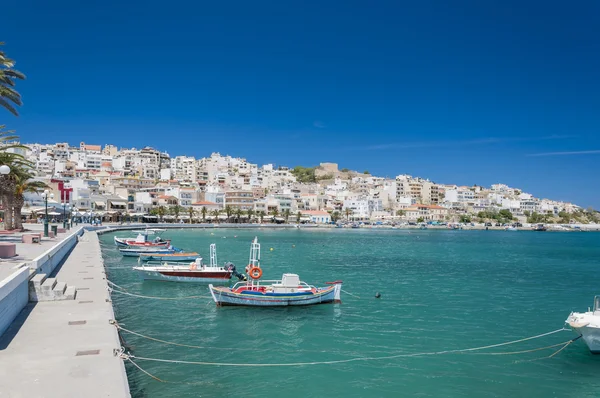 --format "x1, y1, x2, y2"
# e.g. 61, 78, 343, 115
28, 274, 77, 302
